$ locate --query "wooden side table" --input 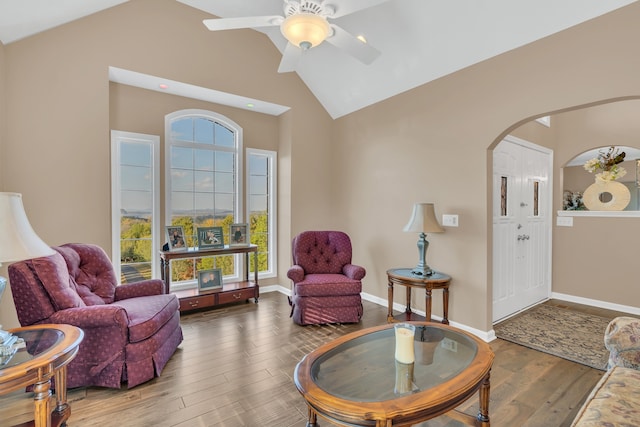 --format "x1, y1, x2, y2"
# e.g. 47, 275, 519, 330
386, 268, 451, 324
0, 324, 83, 427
